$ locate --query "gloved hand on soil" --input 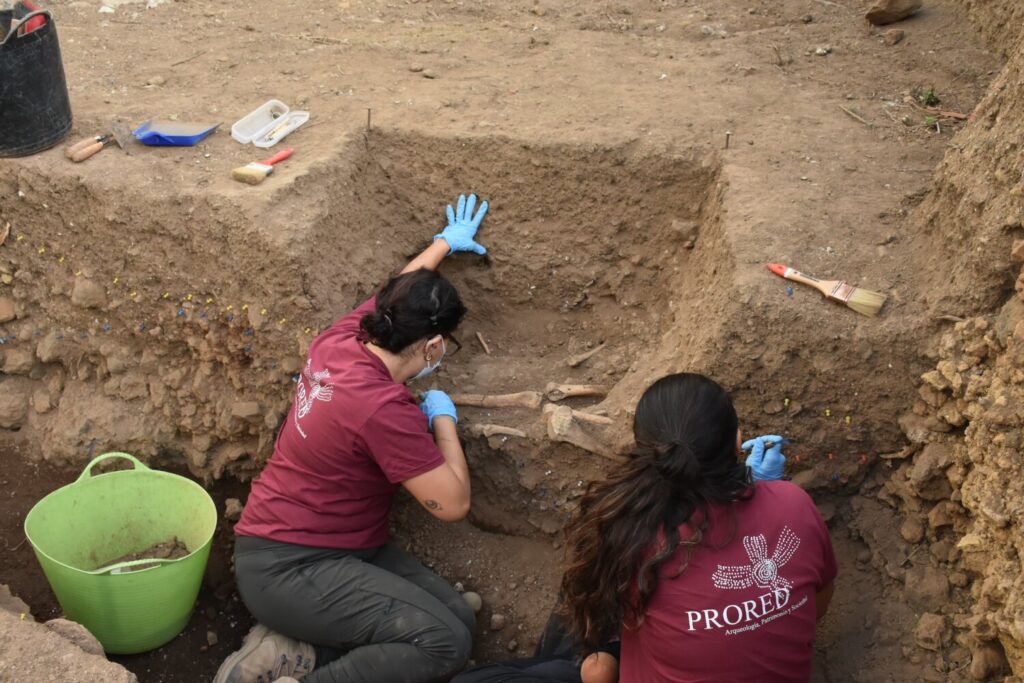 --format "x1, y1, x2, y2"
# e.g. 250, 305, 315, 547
420, 389, 458, 430
436, 193, 489, 255
742, 434, 787, 481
